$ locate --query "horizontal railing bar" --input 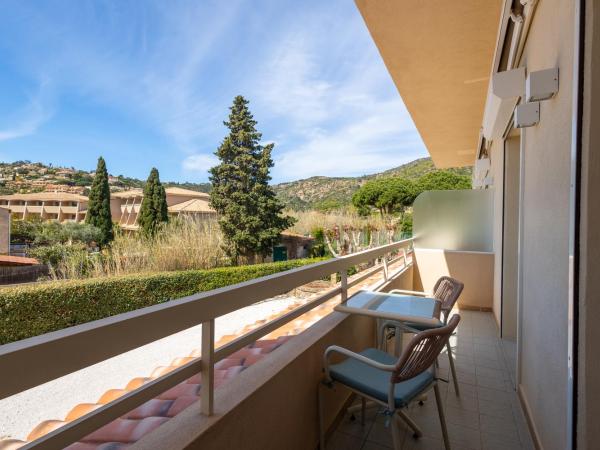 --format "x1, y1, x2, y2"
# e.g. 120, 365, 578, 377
29, 286, 344, 449
215, 286, 342, 362
24, 356, 204, 450
0, 239, 412, 400
22, 241, 414, 449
